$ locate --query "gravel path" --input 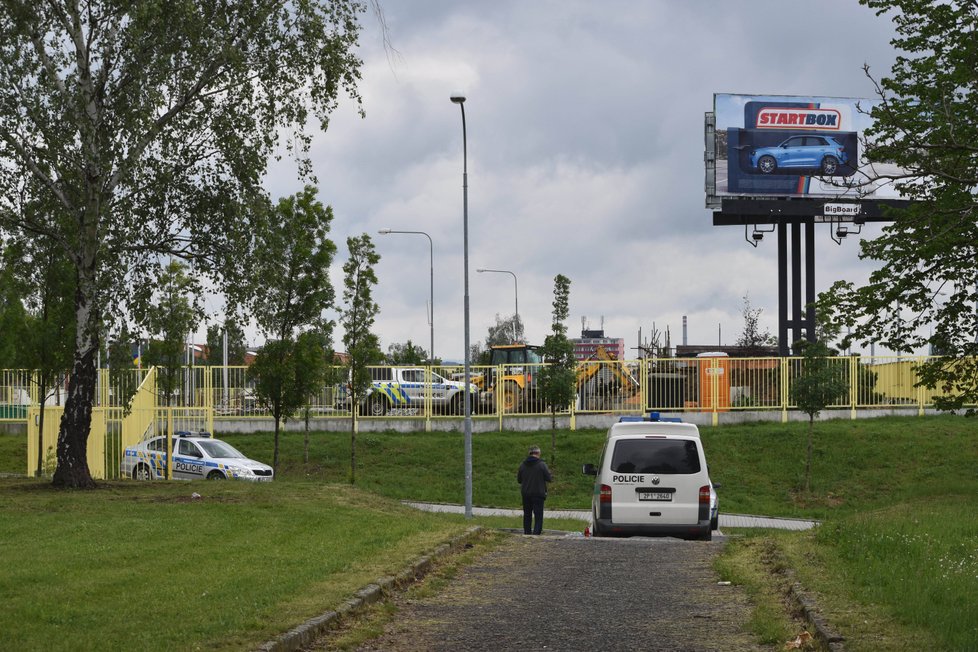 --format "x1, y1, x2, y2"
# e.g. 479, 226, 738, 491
345, 534, 774, 651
